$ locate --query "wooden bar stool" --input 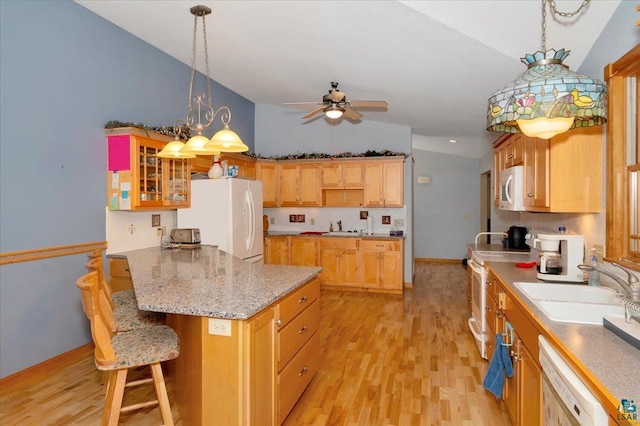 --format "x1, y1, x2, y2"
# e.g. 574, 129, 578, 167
85, 251, 165, 332
76, 271, 179, 426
